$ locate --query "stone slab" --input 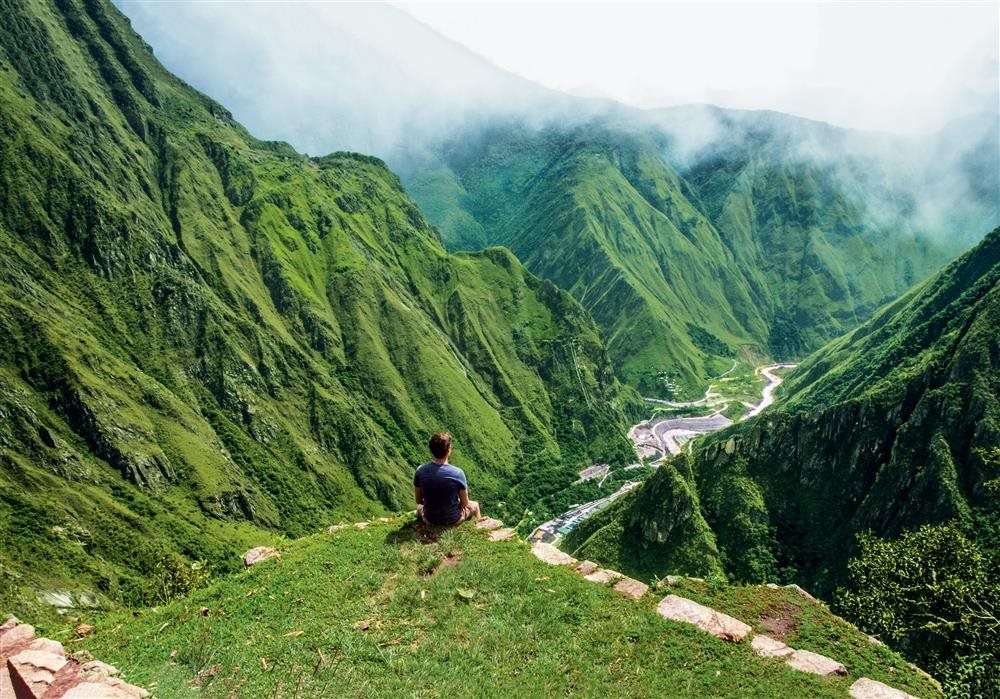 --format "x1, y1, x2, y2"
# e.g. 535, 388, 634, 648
849, 678, 918, 699
751, 634, 794, 657
8, 649, 68, 698
61, 680, 145, 699
655, 595, 752, 642
488, 528, 515, 542
574, 561, 600, 575
613, 577, 649, 600
81, 659, 120, 677
531, 542, 576, 566
474, 518, 504, 531
1, 623, 35, 654
786, 649, 847, 676
584, 569, 623, 584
